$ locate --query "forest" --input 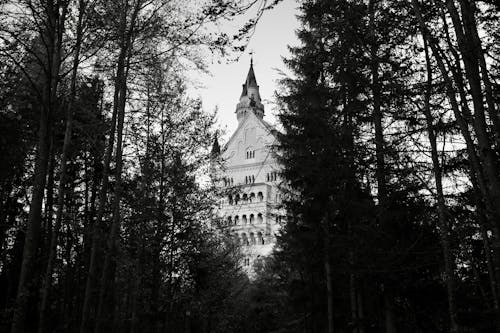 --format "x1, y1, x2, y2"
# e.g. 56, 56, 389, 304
0, 0, 500, 332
